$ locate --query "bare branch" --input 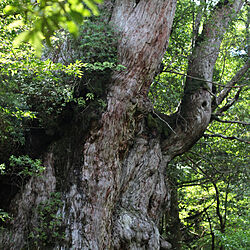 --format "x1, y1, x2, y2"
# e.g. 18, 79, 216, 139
205, 210, 215, 249
212, 182, 224, 232
184, 204, 213, 220
215, 87, 242, 114
203, 133, 250, 144
152, 110, 176, 134
215, 60, 249, 108
212, 116, 250, 126
163, 70, 247, 88
178, 177, 210, 187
